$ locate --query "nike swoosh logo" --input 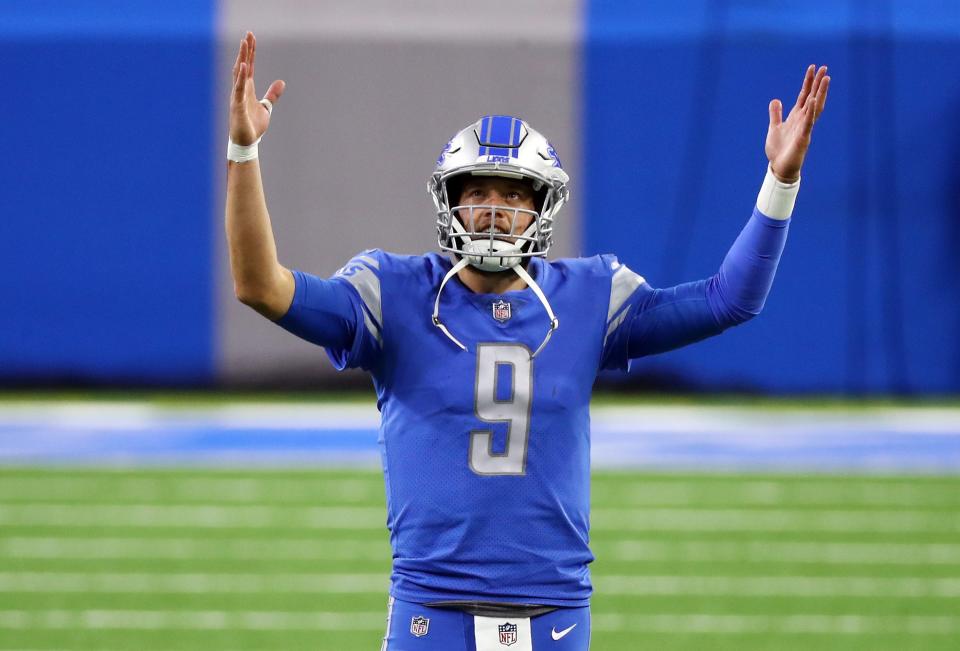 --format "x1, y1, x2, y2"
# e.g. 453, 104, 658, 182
551, 623, 577, 640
